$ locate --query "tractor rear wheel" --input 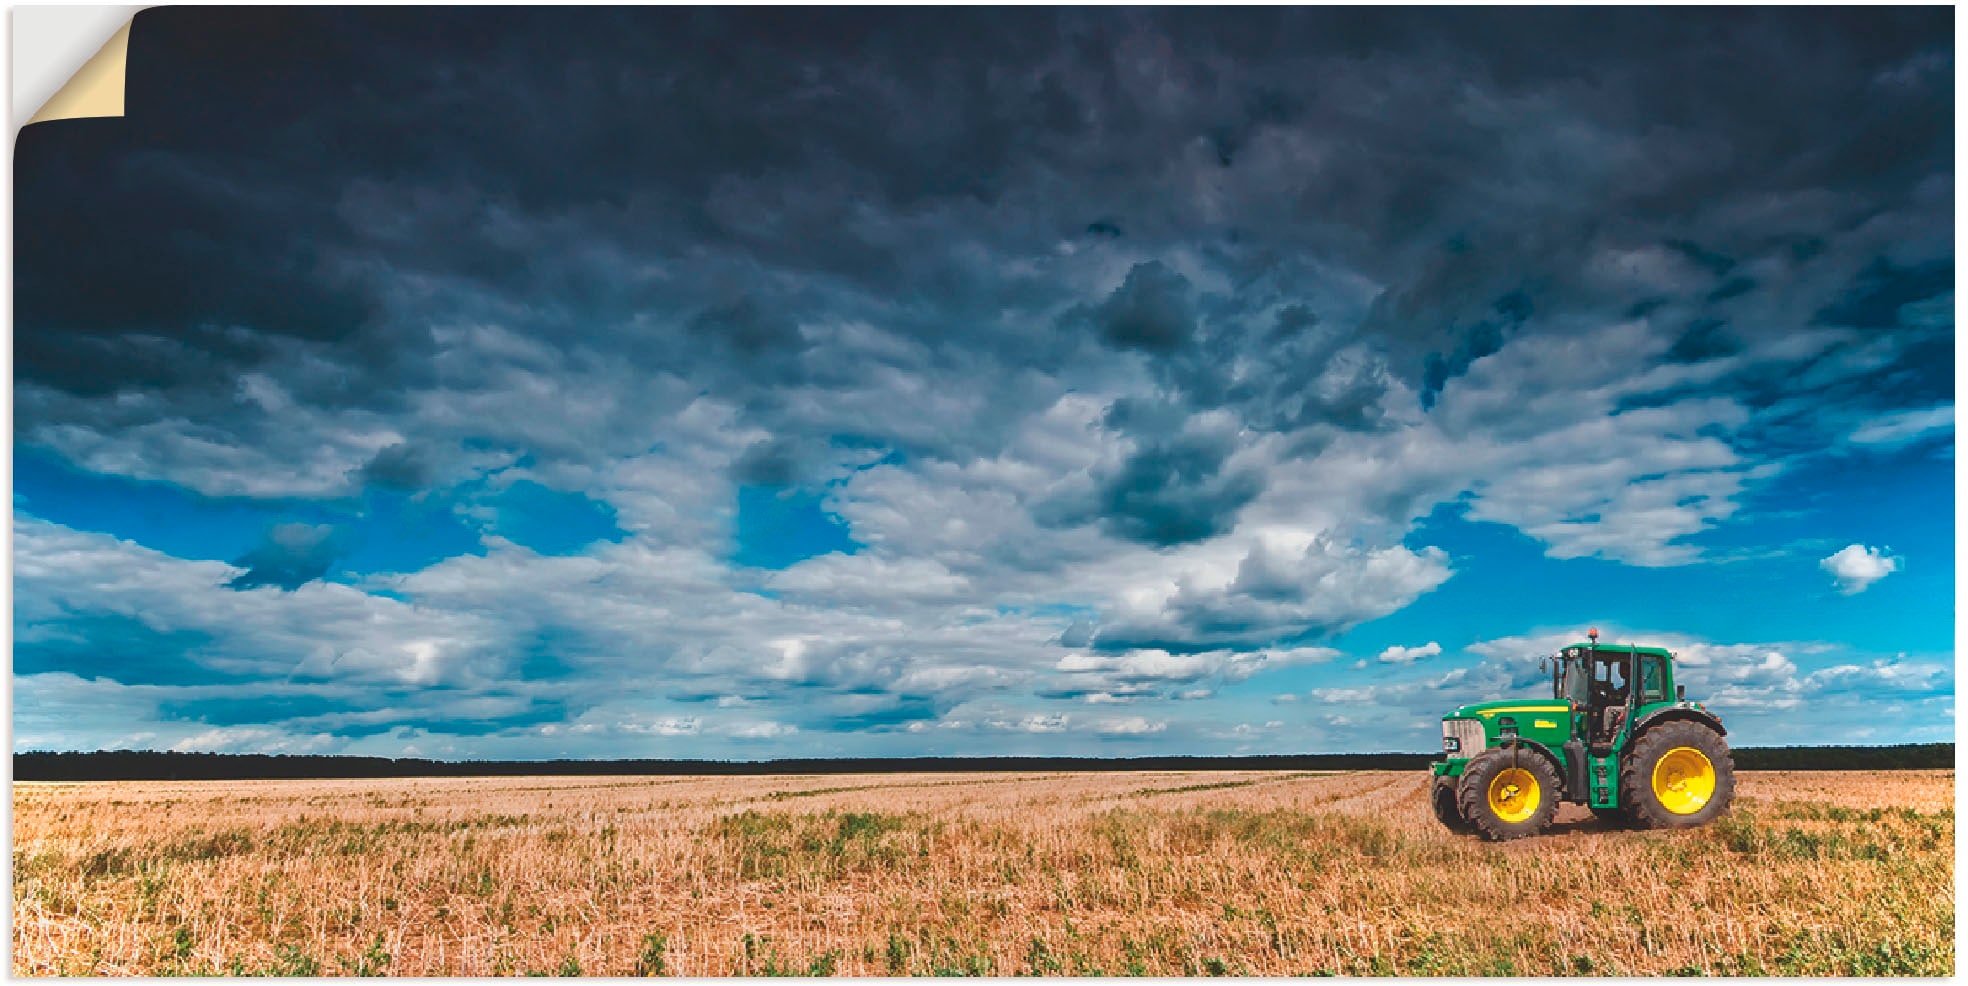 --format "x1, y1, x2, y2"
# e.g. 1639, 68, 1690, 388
1431, 774, 1473, 833
1455, 748, 1560, 841
1620, 720, 1734, 829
